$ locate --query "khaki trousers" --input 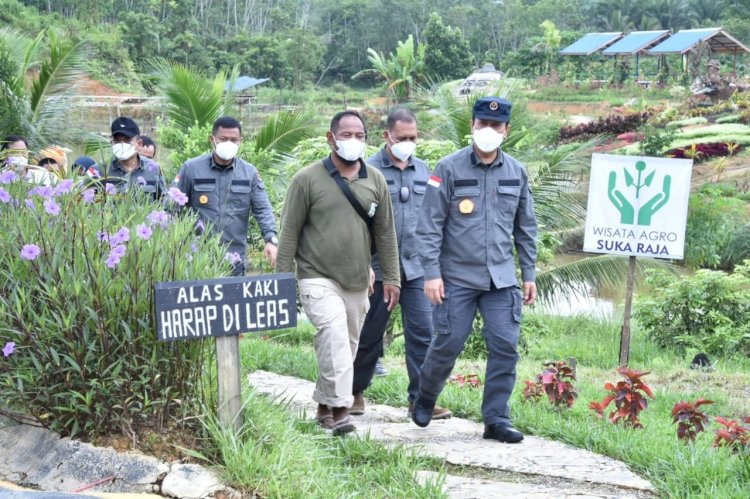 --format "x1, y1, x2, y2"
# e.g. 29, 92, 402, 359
299, 278, 370, 408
